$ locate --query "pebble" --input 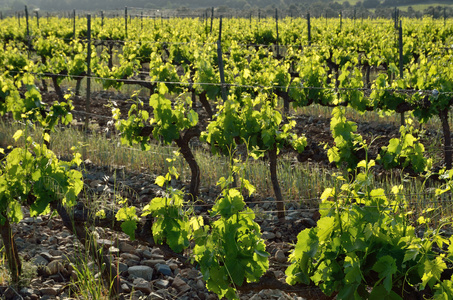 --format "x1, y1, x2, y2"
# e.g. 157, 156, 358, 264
132, 278, 152, 293
47, 260, 64, 275
120, 252, 141, 261
172, 276, 191, 293
274, 250, 287, 263
33, 255, 49, 266
155, 263, 173, 276
40, 287, 58, 296
262, 231, 276, 240
141, 259, 166, 267
128, 265, 154, 280
154, 279, 170, 289
119, 242, 136, 253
